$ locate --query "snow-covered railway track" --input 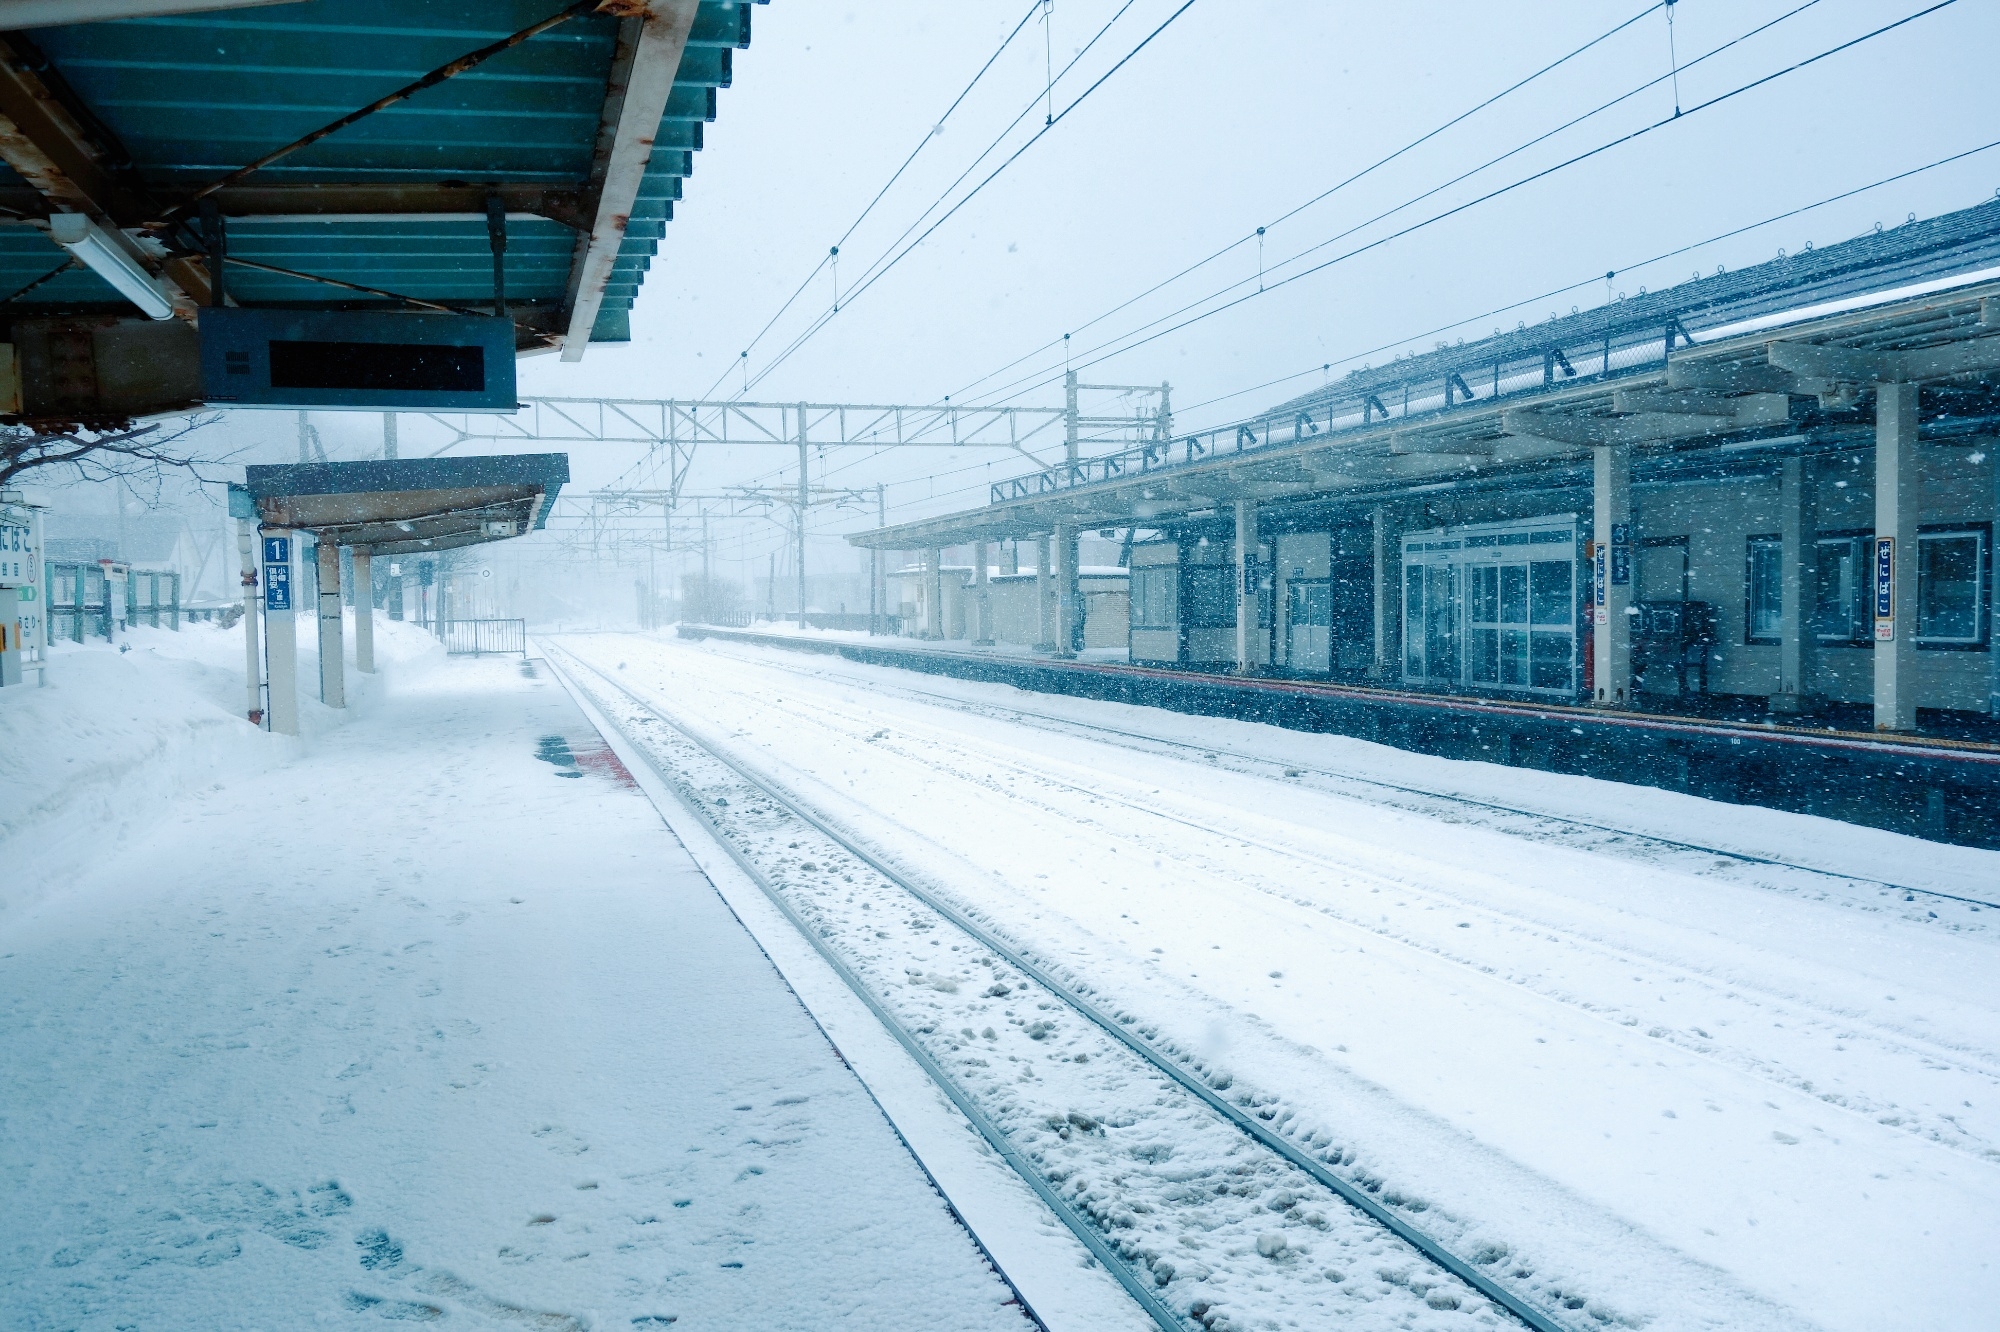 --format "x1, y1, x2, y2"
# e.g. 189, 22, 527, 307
693, 640, 1998, 912
621, 644, 2000, 1162
542, 641, 1576, 1332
